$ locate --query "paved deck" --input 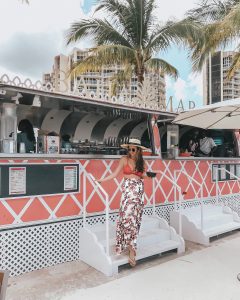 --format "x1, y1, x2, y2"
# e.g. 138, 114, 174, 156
6, 231, 240, 300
